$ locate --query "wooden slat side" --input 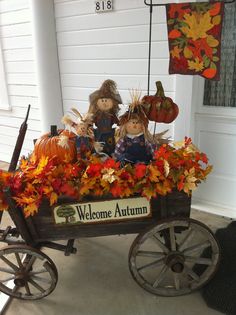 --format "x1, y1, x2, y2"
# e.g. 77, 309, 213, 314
23, 193, 191, 242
